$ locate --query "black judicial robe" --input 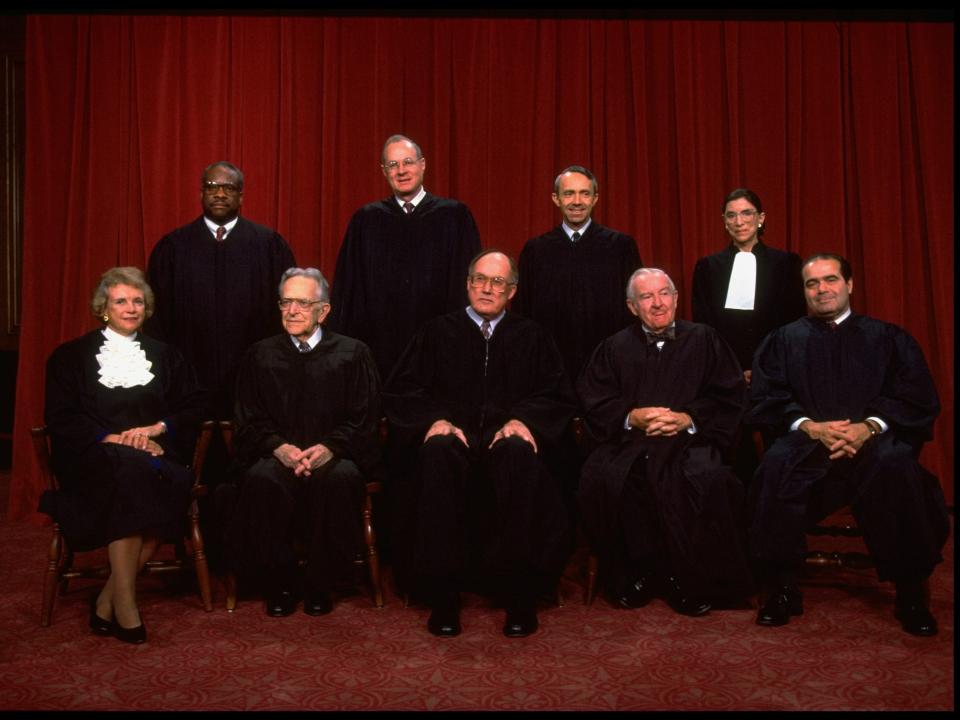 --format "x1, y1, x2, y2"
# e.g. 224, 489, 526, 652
328, 193, 481, 379
577, 320, 752, 596
384, 310, 578, 581
515, 223, 640, 383
232, 331, 382, 479
747, 314, 948, 578
147, 216, 296, 417
41, 330, 209, 550
692, 241, 805, 371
